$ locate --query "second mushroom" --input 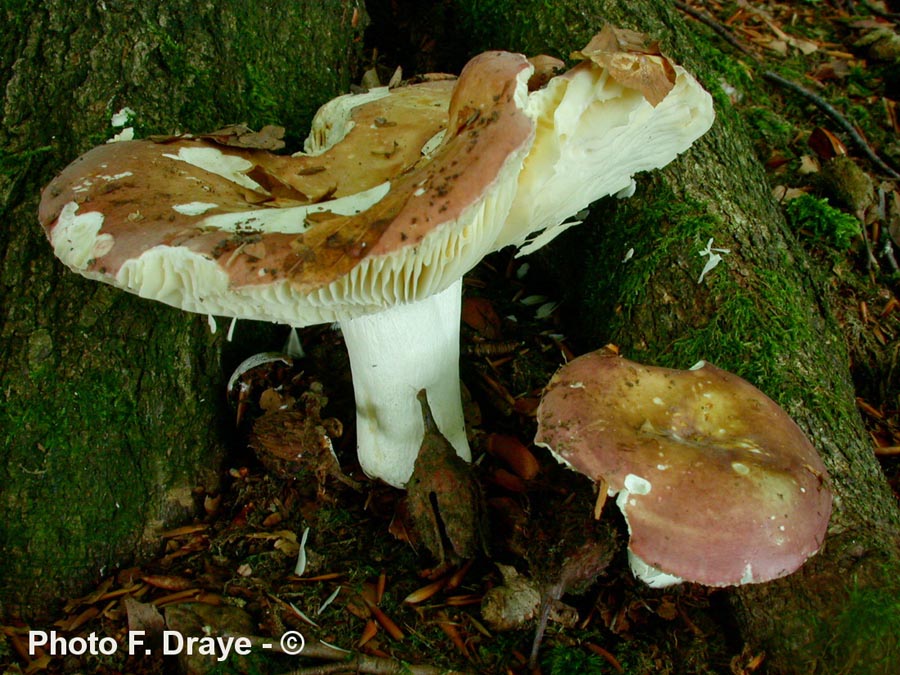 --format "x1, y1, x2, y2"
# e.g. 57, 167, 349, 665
535, 347, 832, 587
